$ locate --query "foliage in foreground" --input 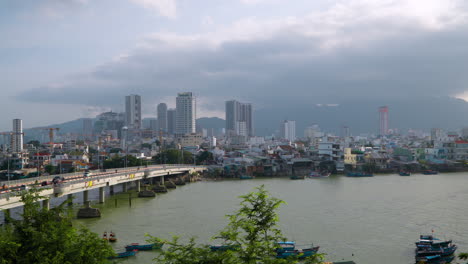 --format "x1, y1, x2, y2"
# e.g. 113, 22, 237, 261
0, 189, 114, 264
149, 185, 325, 264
